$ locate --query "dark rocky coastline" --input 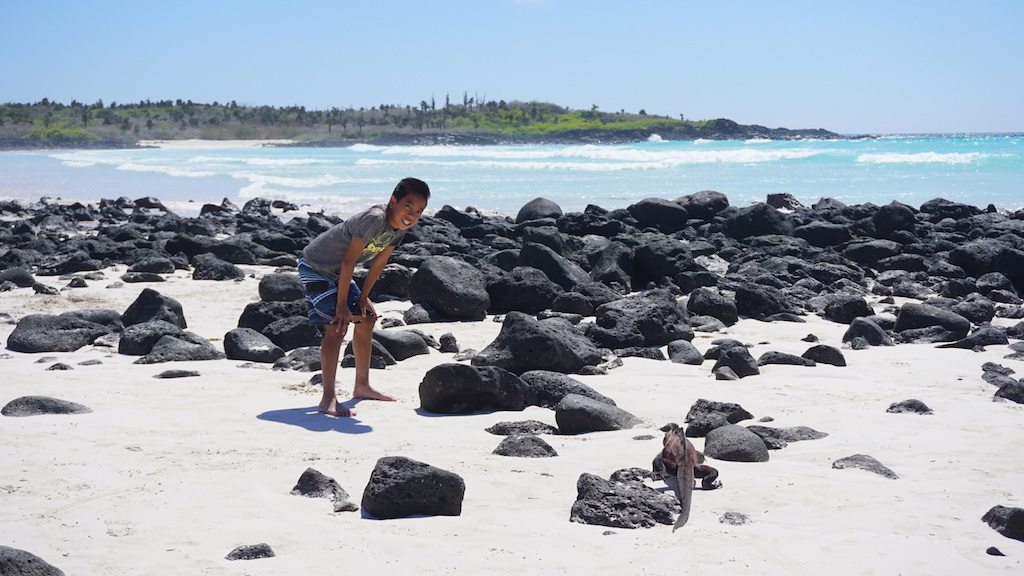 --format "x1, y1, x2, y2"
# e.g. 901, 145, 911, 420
3, 190, 1024, 571
0, 118, 848, 151
2, 191, 1022, 389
